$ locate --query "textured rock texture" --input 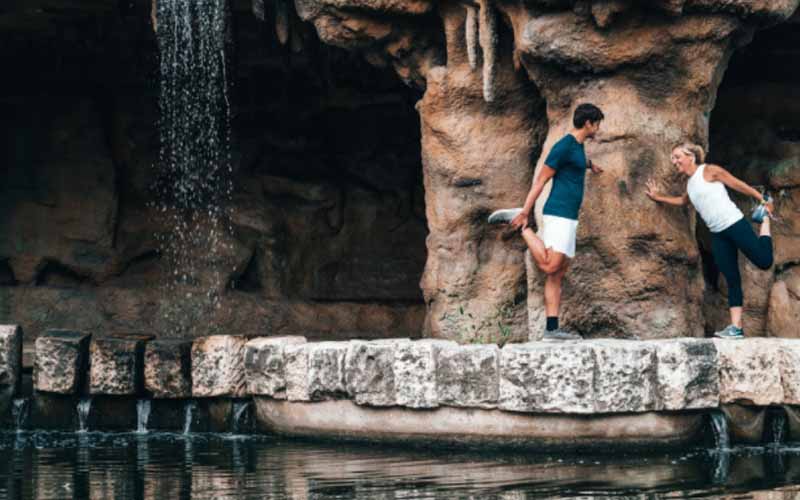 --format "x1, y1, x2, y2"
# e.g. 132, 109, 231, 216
592, 340, 658, 413
144, 339, 193, 398
34, 330, 91, 394
192, 335, 247, 398
714, 338, 784, 405
245, 336, 307, 398
437, 343, 500, 409
0, 325, 22, 417
285, 343, 311, 402
307, 342, 349, 400
394, 339, 455, 408
778, 339, 800, 405
89, 333, 154, 395
654, 338, 719, 410
344, 338, 407, 406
